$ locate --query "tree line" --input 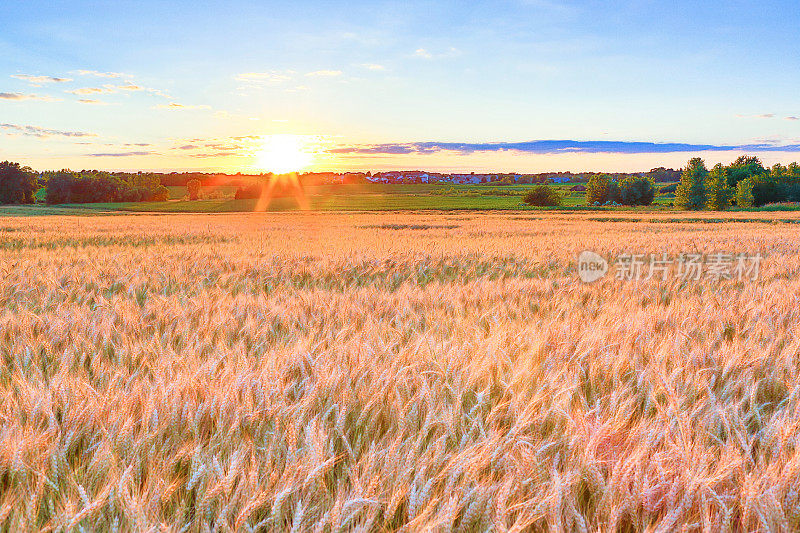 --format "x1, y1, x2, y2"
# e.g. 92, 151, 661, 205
45, 170, 169, 204
0, 163, 170, 205
2, 156, 800, 209
523, 155, 800, 209
673, 156, 800, 210
523, 175, 656, 207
